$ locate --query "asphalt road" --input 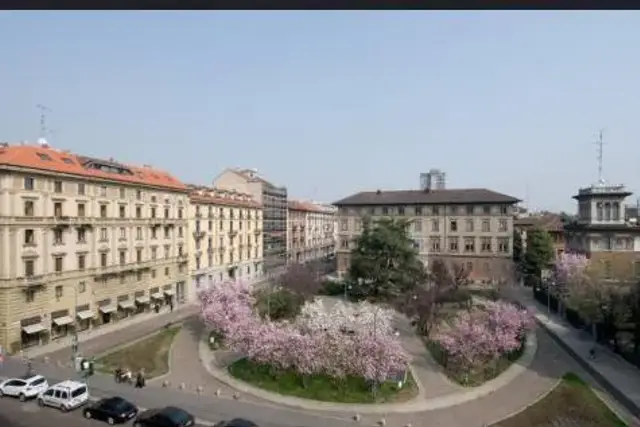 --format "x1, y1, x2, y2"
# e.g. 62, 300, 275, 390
0, 395, 212, 427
